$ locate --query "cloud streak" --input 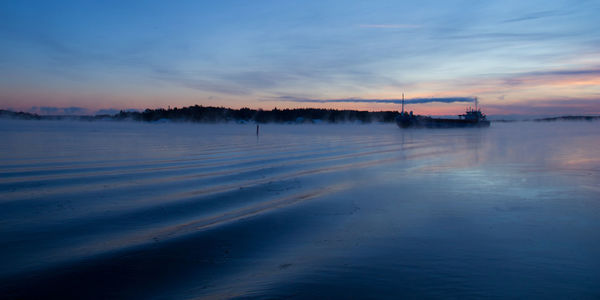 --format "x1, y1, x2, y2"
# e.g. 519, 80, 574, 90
359, 24, 421, 29
501, 67, 600, 87
485, 98, 600, 116
273, 96, 476, 105
502, 9, 571, 23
